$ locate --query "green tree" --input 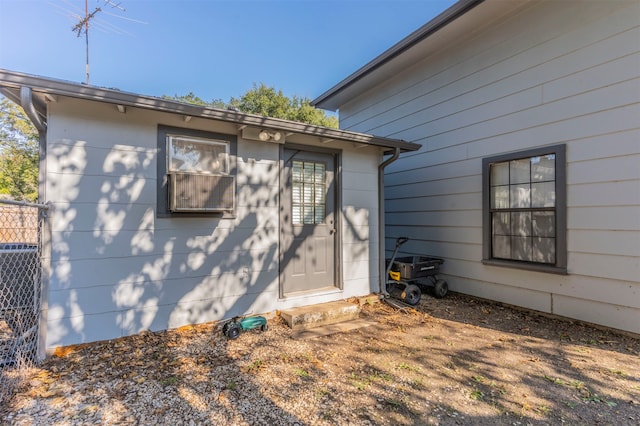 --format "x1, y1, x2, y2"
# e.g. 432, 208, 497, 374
287, 94, 338, 128
230, 83, 338, 128
229, 83, 290, 119
167, 83, 338, 128
162, 92, 225, 108
0, 96, 39, 202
